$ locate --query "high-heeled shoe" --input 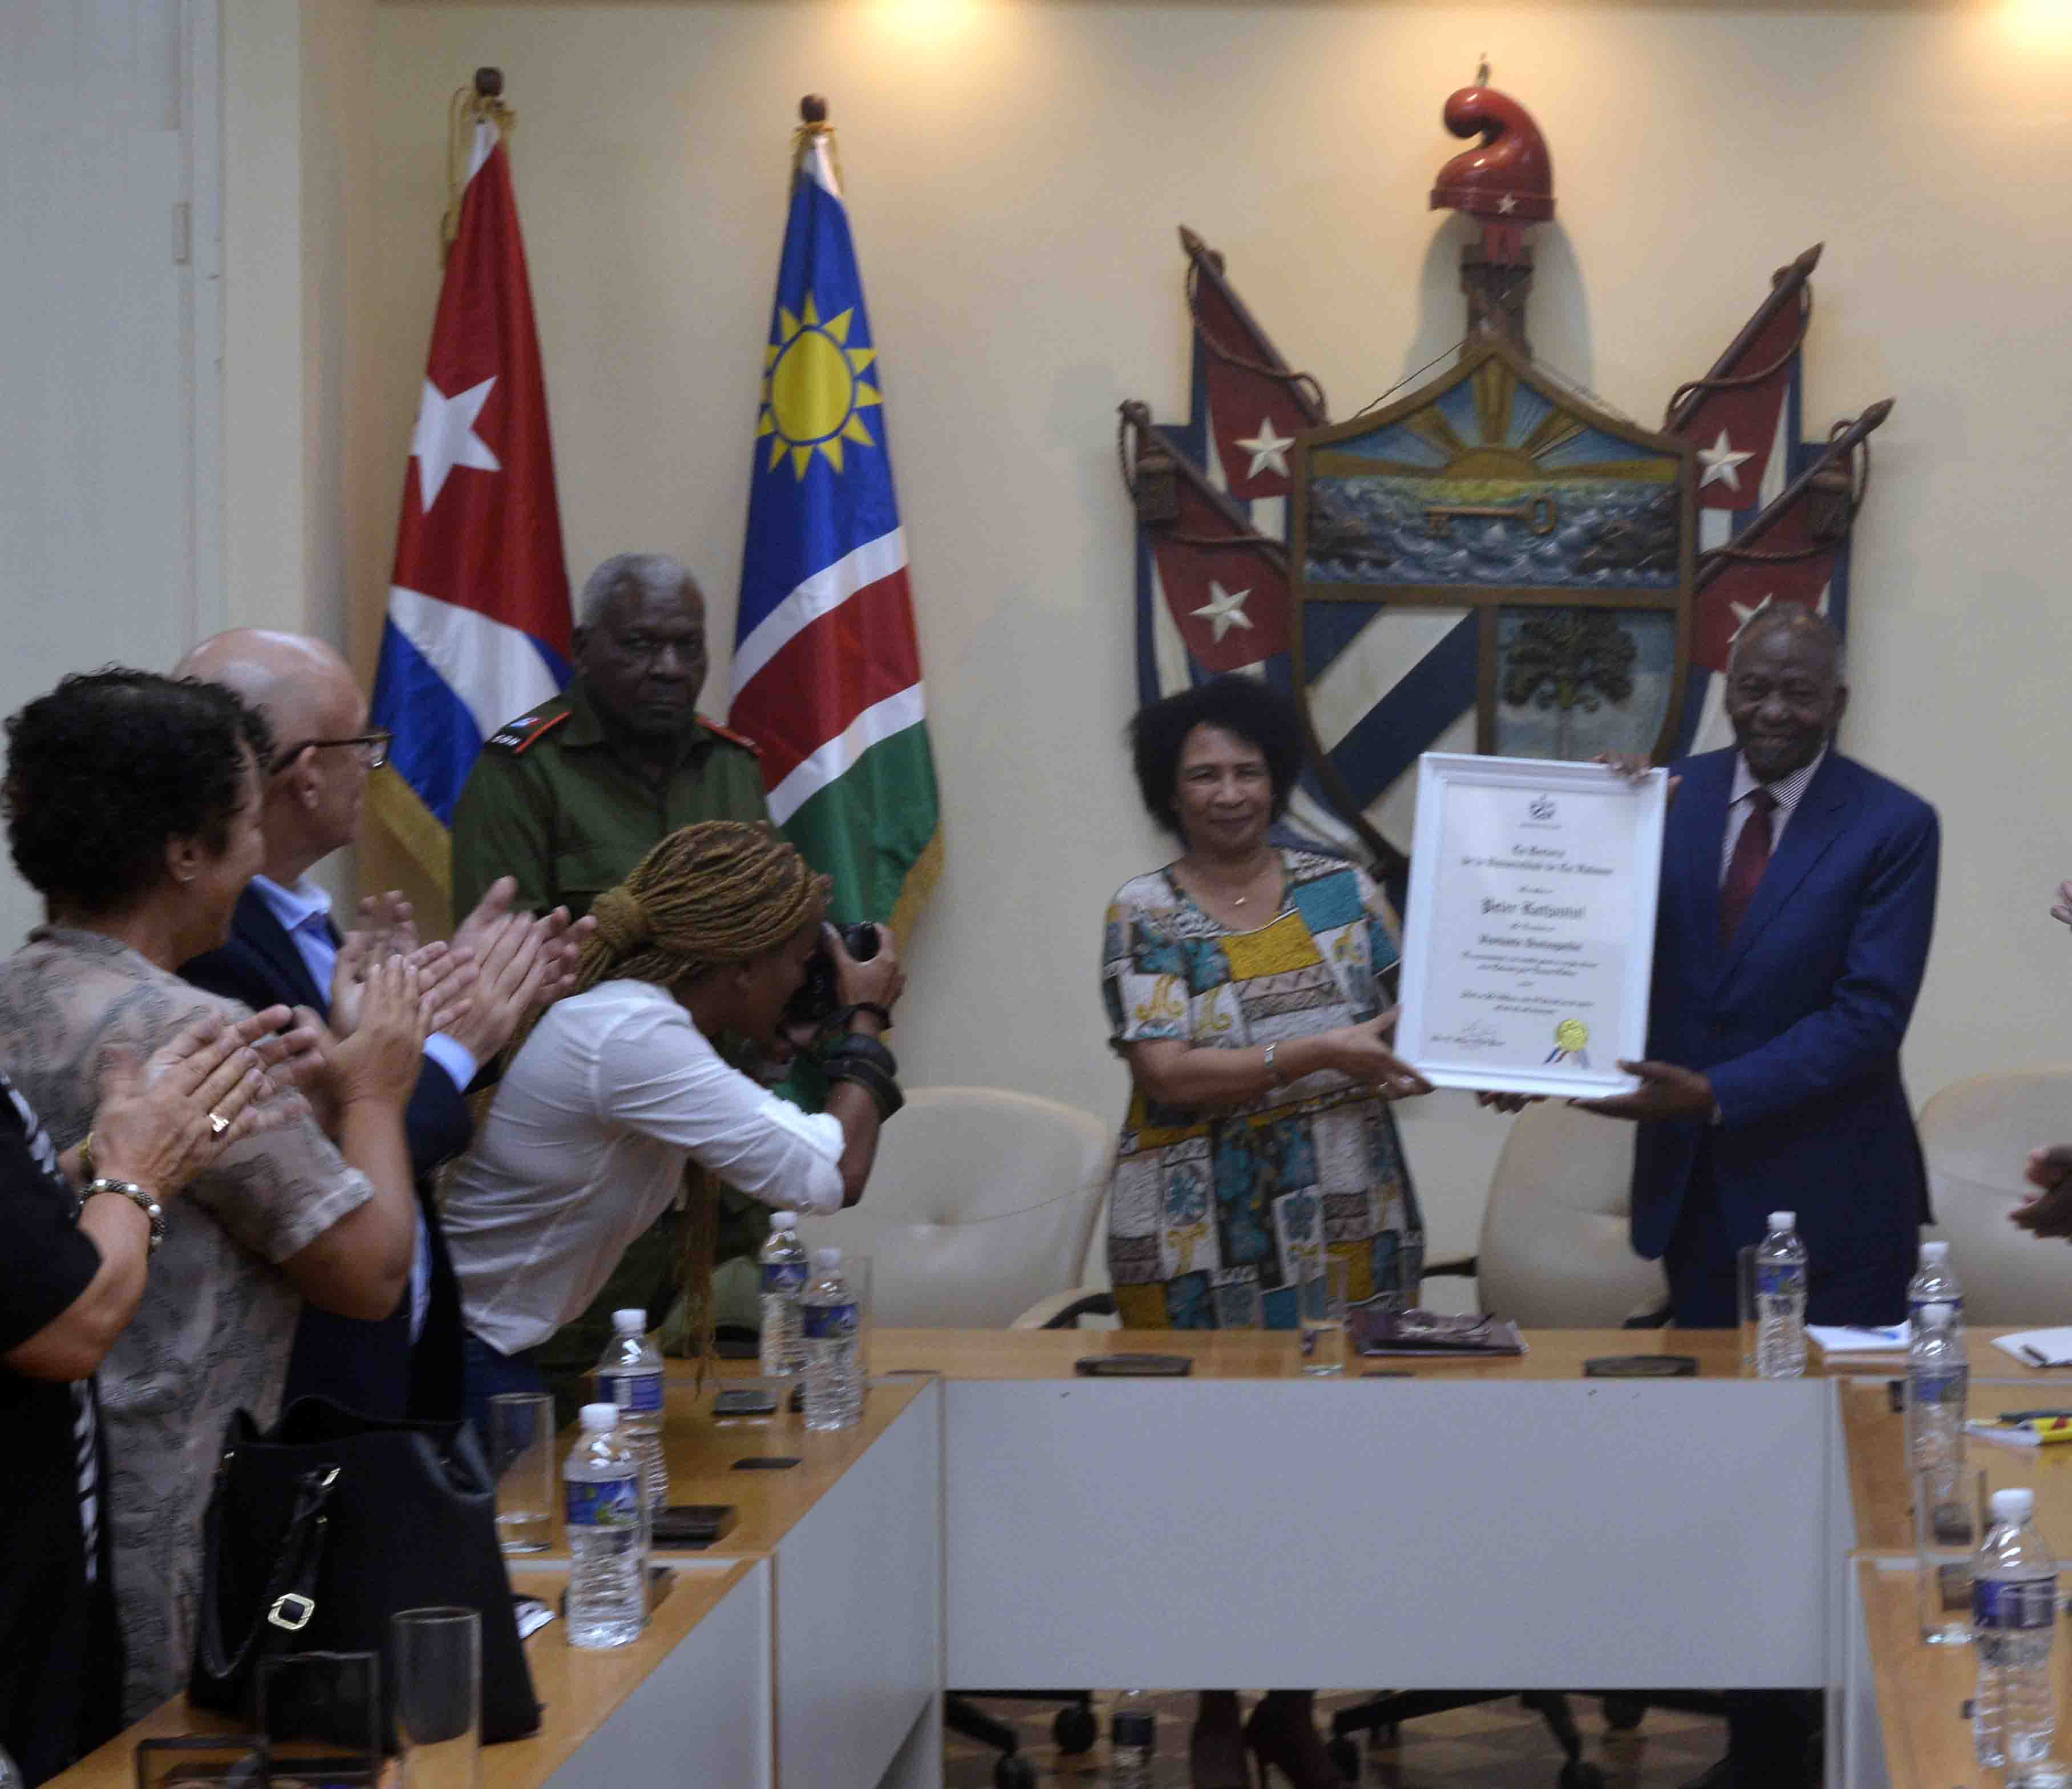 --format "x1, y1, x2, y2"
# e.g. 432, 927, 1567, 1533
1243, 1696, 1347, 1789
